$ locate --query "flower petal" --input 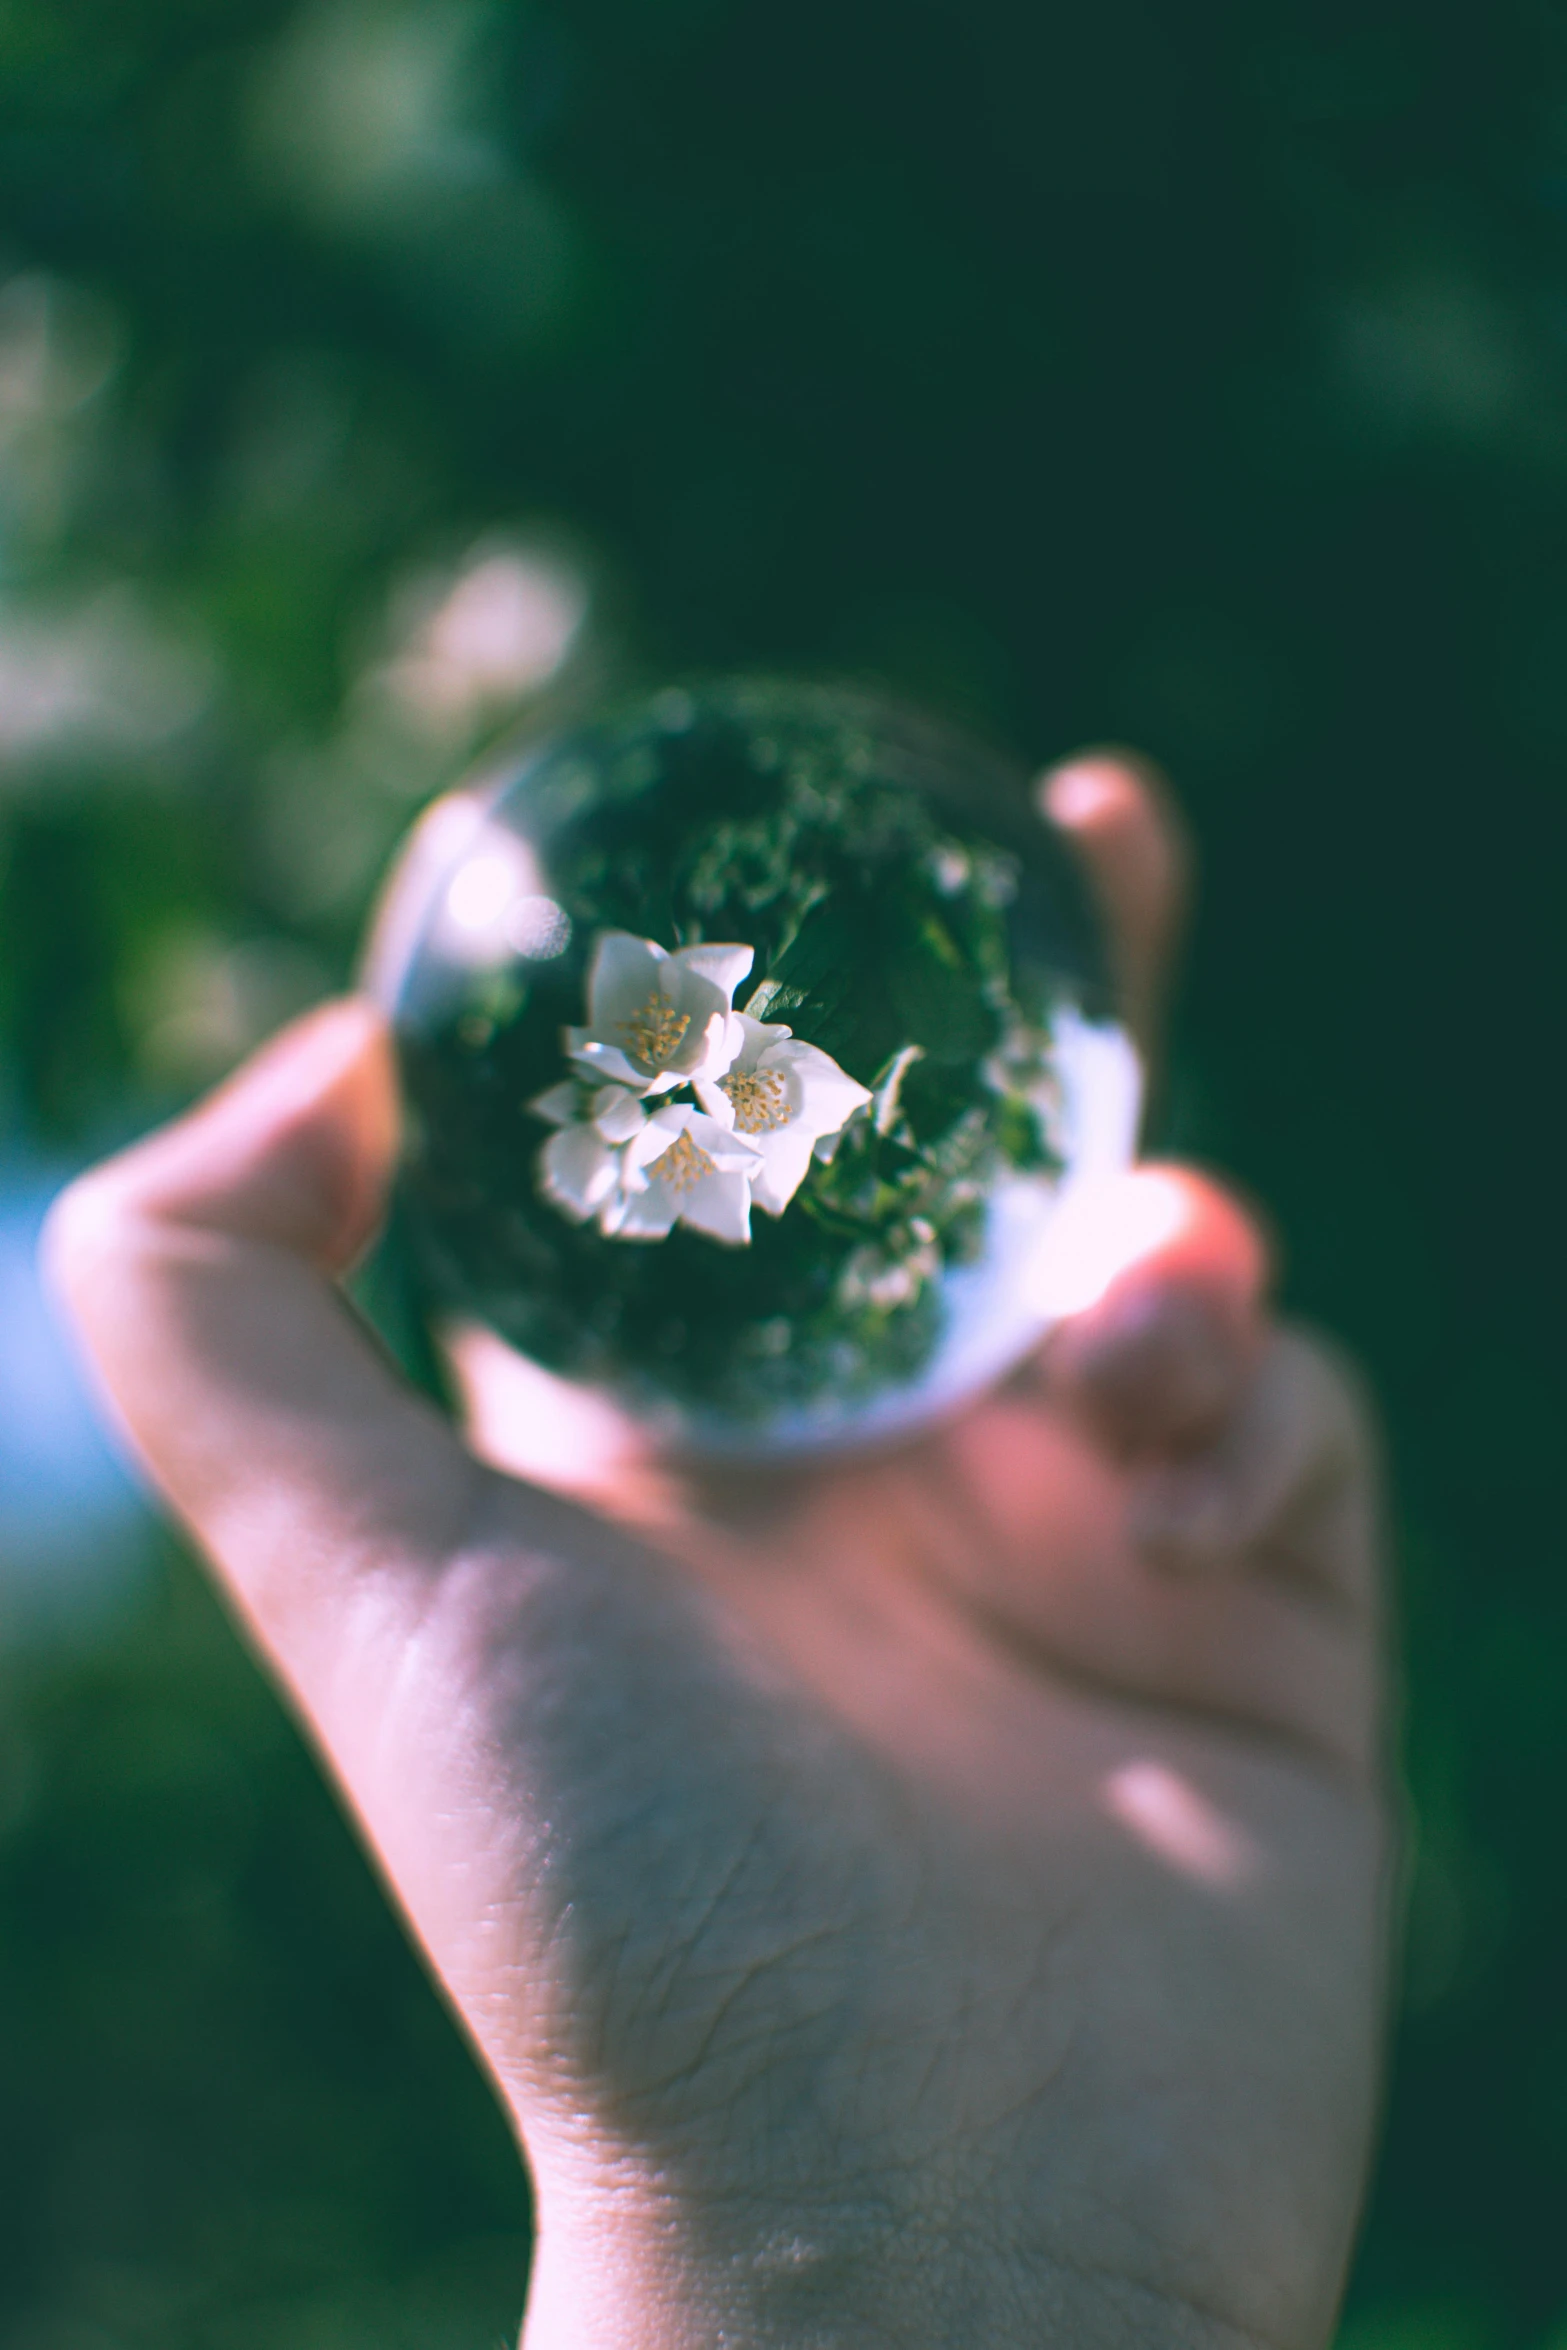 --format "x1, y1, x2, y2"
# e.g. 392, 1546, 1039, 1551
611, 1184, 680, 1240
566, 1035, 655, 1090
686, 1008, 744, 1086
678, 1168, 754, 1245
625, 1103, 689, 1168
729, 1012, 792, 1067
529, 1080, 582, 1127
539, 1124, 620, 1221
770, 1039, 873, 1136
813, 1105, 867, 1164
682, 1106, 763, 1170
585, 930, 666, 1031
636, 1102, 760, 1170
749, 1128, 817, 1216
674, 942, 754, 1003
592, 1086, 647, 1143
